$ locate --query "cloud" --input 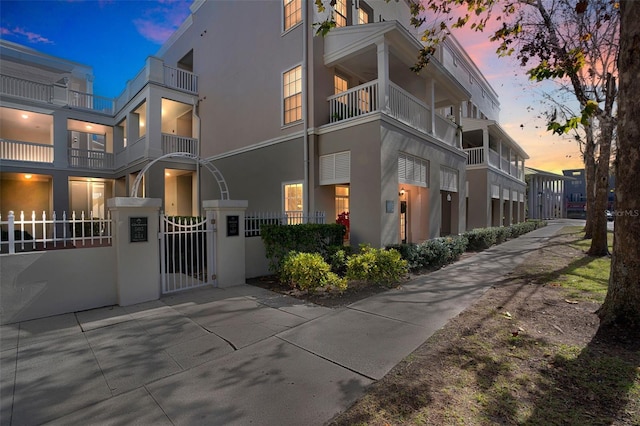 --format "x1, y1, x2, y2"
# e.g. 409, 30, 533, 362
133, 0, 192, 44
1, 26, 54, 44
